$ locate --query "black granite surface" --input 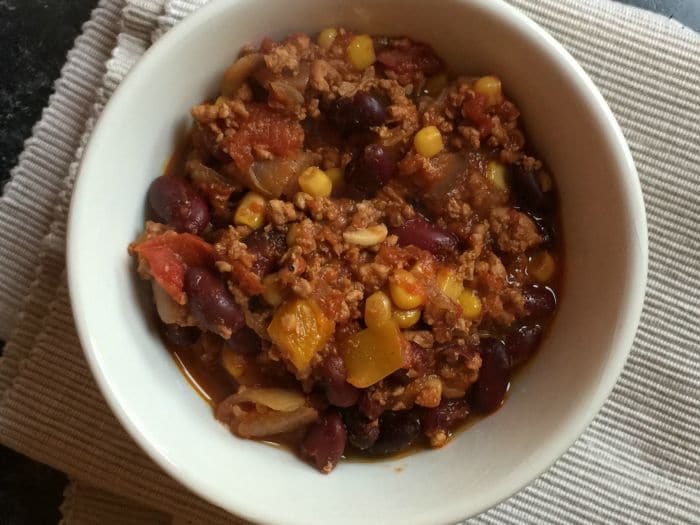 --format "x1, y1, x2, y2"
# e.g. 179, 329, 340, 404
0, 0, 697, 524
